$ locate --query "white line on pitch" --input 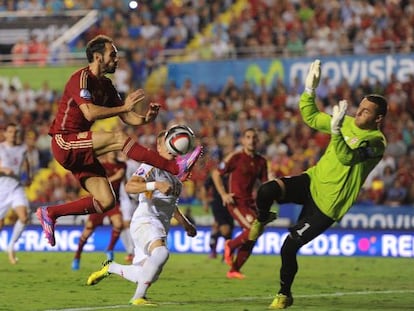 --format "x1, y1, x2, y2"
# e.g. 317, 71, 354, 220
44, 289, 414, 311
